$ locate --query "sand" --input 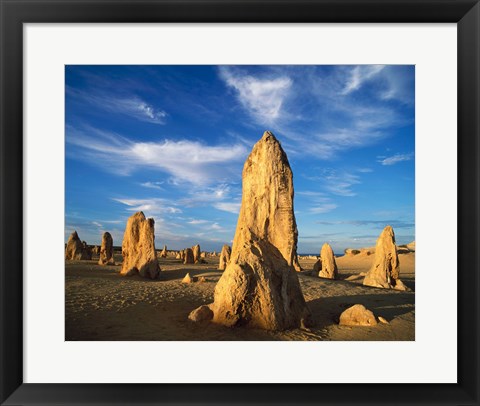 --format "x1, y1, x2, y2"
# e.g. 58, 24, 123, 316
65, 251, 415, 341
